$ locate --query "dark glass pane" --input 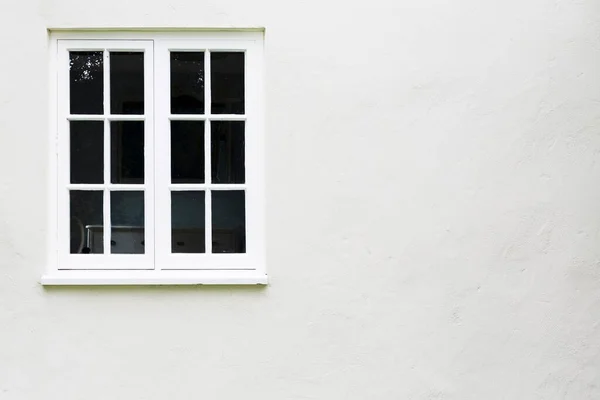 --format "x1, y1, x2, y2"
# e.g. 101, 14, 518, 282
211, 52, 244, 114
212, 191, 245, 253
111, 191, 145, 254
70, 51, 103, 115
110, 52, 144, 114
70, 121, 104, 184
171, 52, 205, 114
211, 121, 245, 183
111, 121, 144, 184
70, 191, 103, 254
172, 191, 205, 253
171, 121, 204, 183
